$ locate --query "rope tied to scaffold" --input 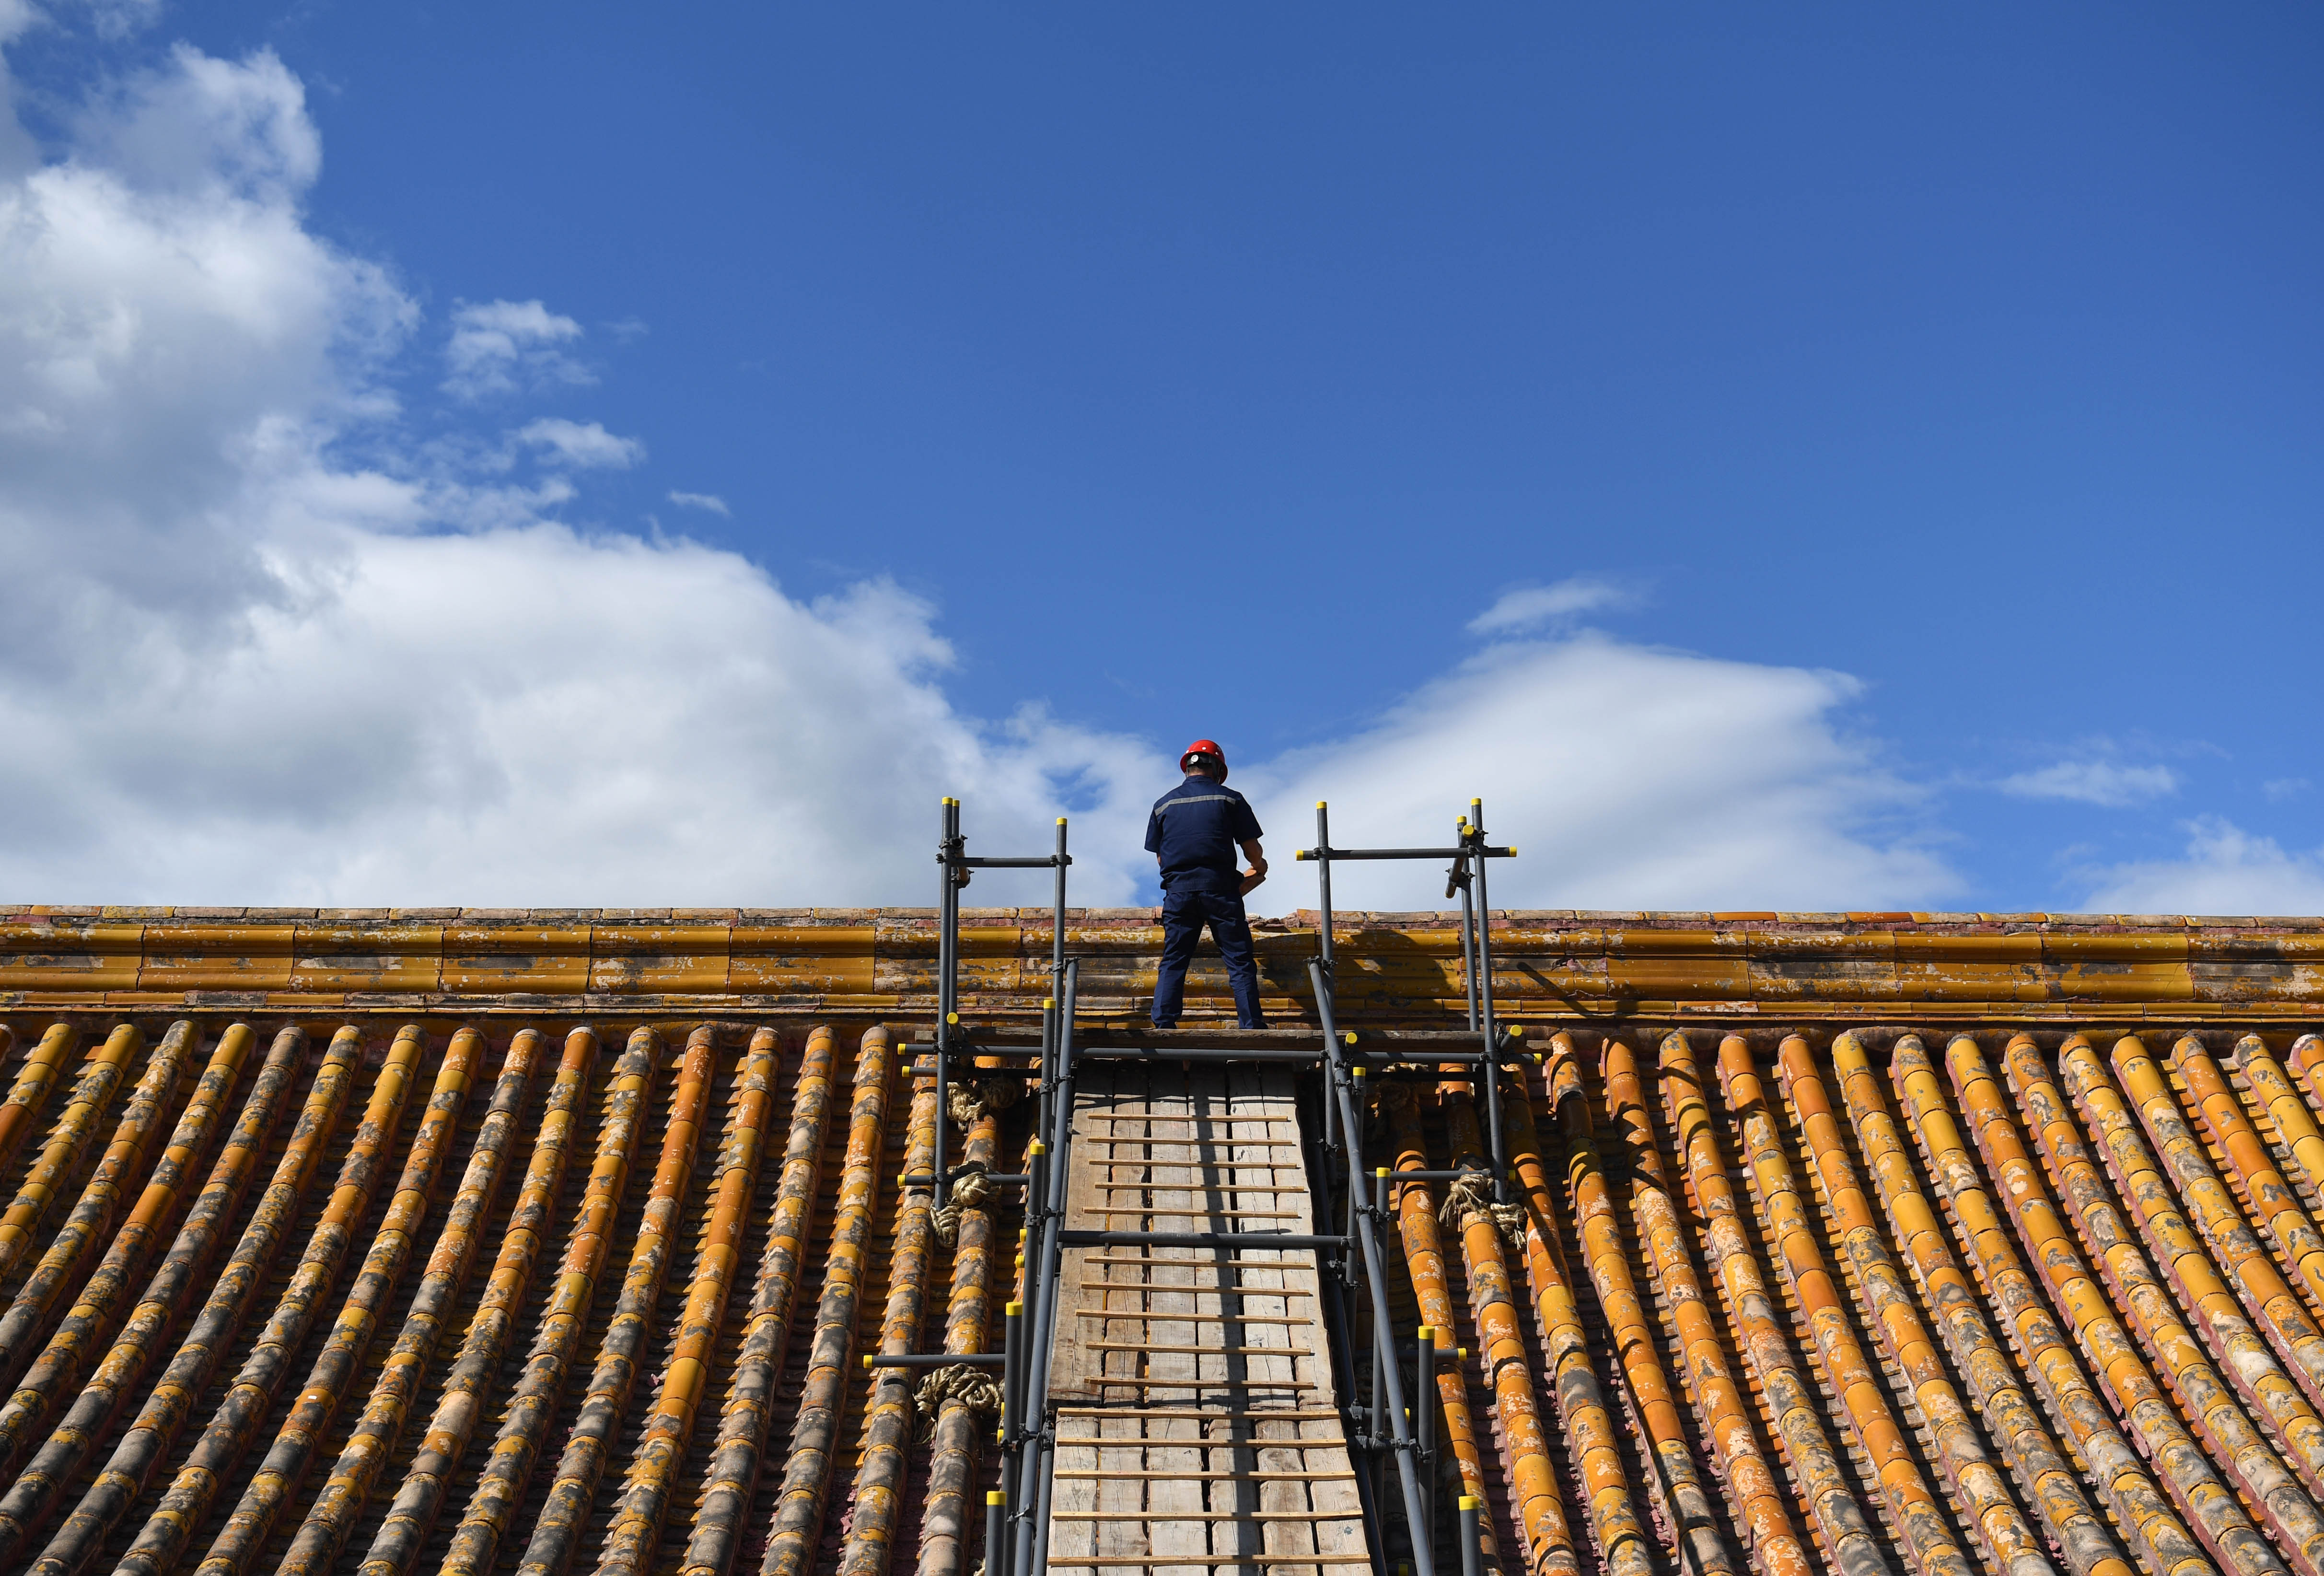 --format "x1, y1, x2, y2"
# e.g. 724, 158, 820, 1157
946, 1074, 1024, 1130
914, 1361, 1004, 1443
931, 1159, 993, 1246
